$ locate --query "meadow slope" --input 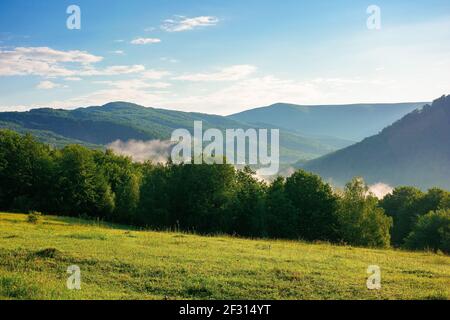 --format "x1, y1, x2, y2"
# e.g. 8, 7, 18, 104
0, 213, 448, 300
